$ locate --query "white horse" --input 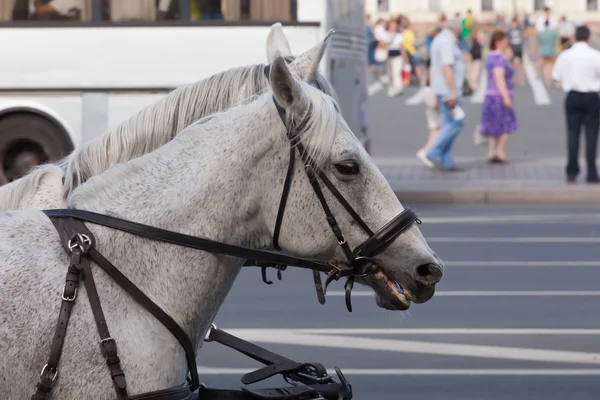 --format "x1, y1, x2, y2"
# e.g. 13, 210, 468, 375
0, 23, 335, 212
0, 53, 442, 399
